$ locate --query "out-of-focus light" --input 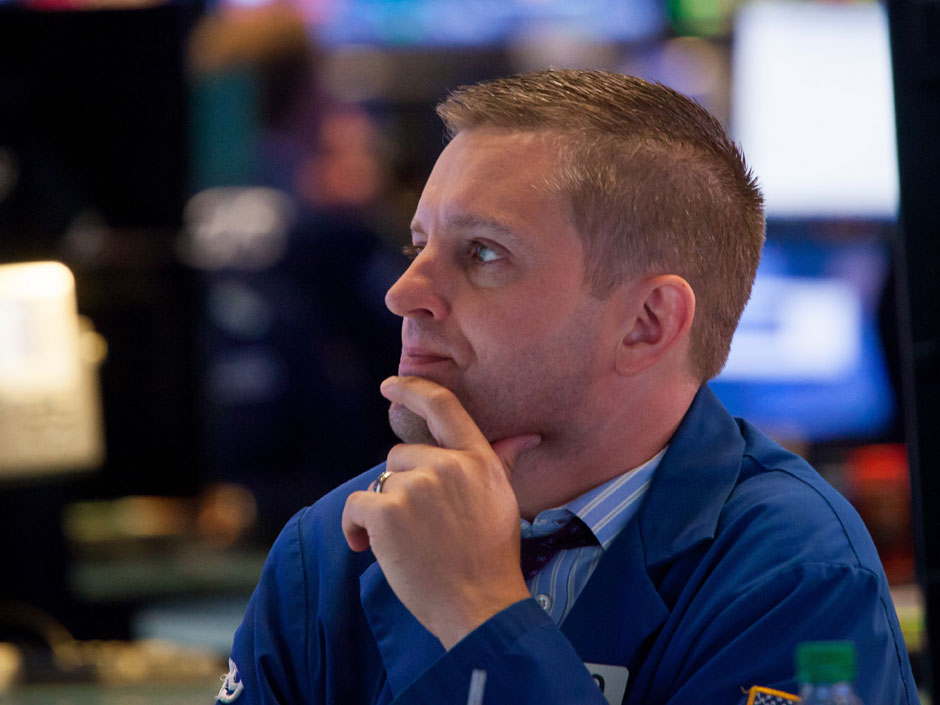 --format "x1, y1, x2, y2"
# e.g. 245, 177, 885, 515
646, 37, 724, 99
24, 0, 164, 9
225, 0, 273, 8
312, 0, 665, 47
180, 187, 294, 271
0, 262, 80, 392
508, 27, 620, 74
732, 0, 898, 218
621, 36, 728, 119
0, 262, 106, 475
722, 275, 861, 381
668, 0, 737, 37
712, 235, 895, 441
